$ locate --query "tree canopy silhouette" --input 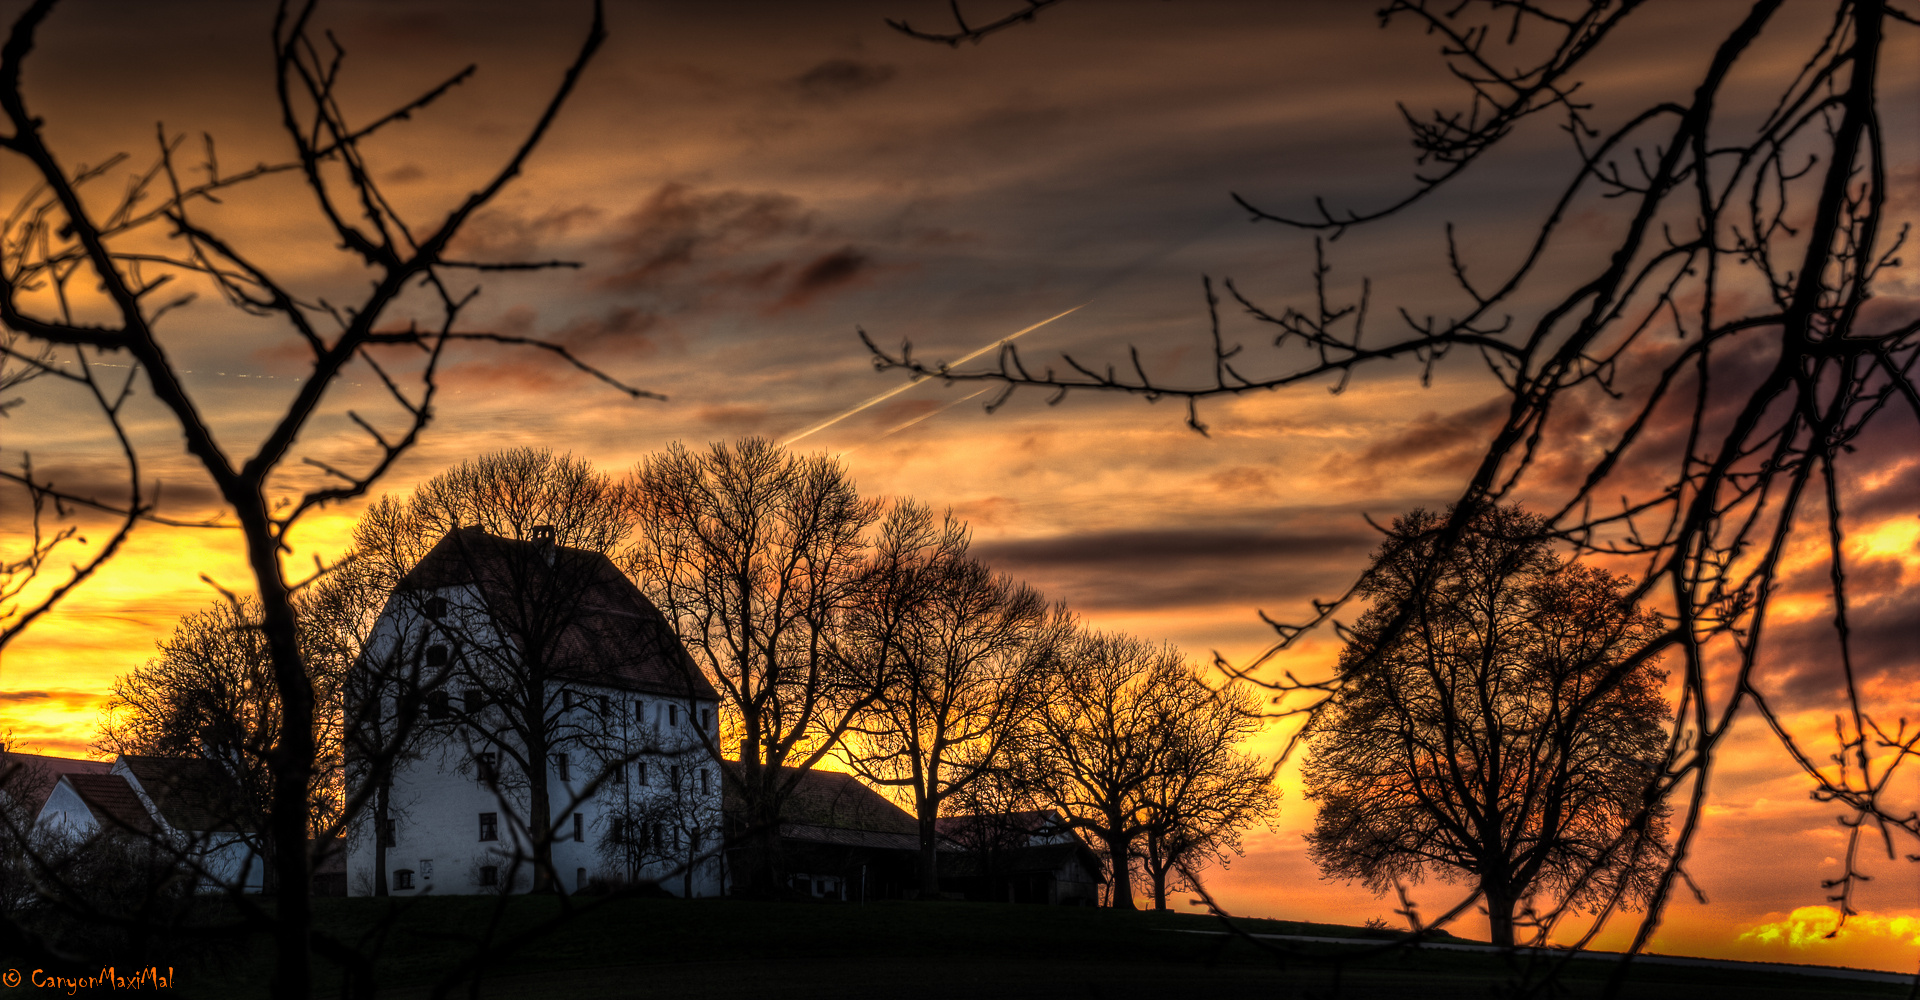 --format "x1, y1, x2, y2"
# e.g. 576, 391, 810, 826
1303, 504, 1670, 948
